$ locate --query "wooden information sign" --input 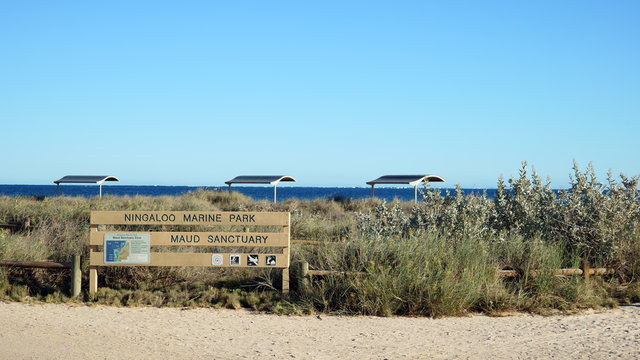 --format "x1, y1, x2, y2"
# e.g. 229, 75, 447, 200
89, 211, 290, 295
